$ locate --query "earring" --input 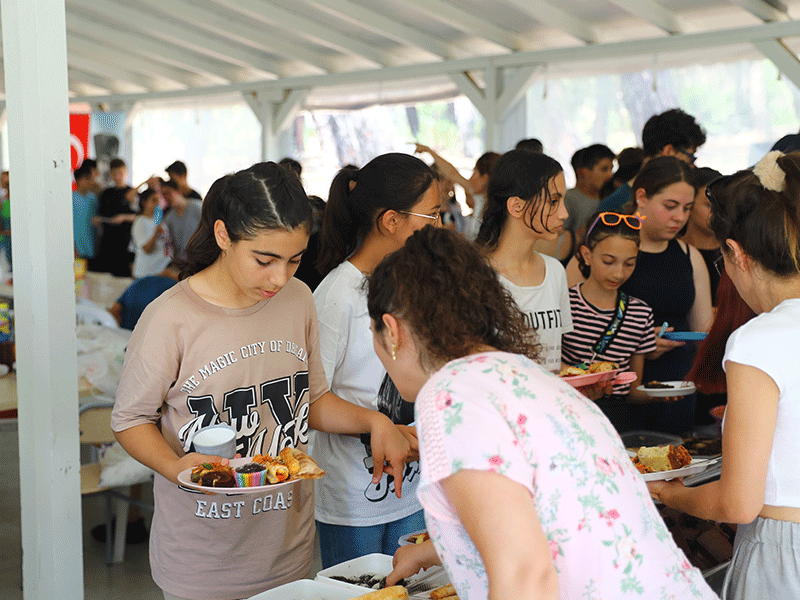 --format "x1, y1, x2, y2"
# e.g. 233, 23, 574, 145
391, 344, 397, 361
